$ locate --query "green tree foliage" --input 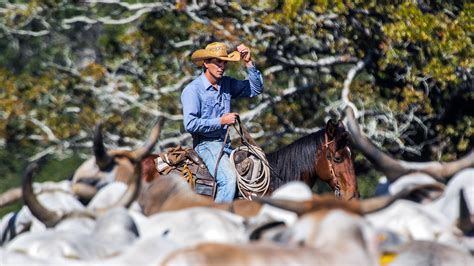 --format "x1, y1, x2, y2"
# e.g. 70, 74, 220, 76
0, 1, 472, 198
